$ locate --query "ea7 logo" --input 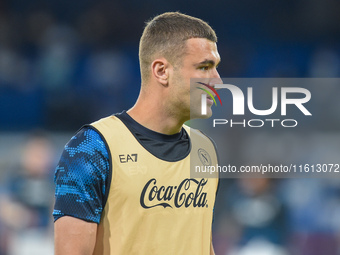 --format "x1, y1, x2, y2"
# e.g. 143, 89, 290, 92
119, 154, 138, 163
